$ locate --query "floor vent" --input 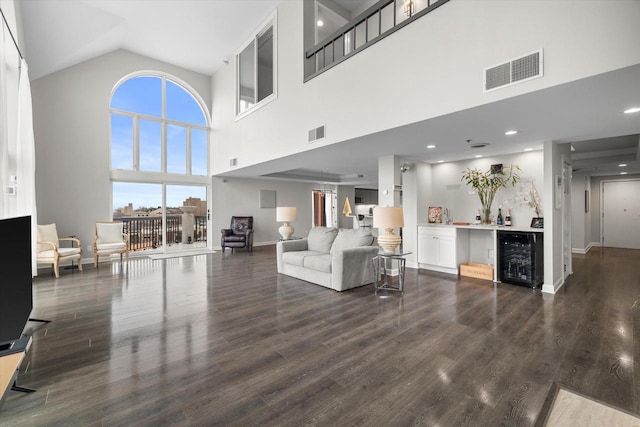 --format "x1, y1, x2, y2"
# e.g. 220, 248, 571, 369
484, 49, 543, 92
308, 125, 326, 143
